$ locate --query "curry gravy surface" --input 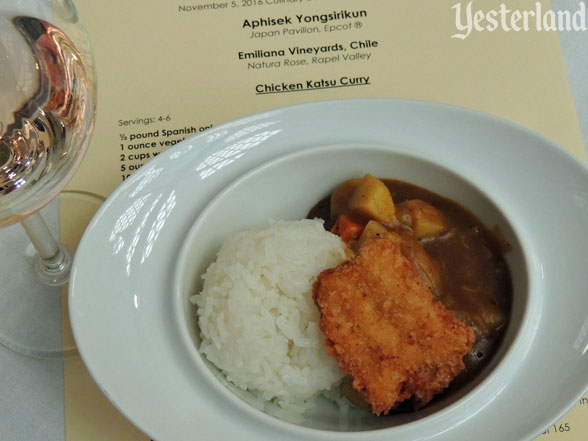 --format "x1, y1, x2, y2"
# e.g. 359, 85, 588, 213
308, 179, 512, 405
